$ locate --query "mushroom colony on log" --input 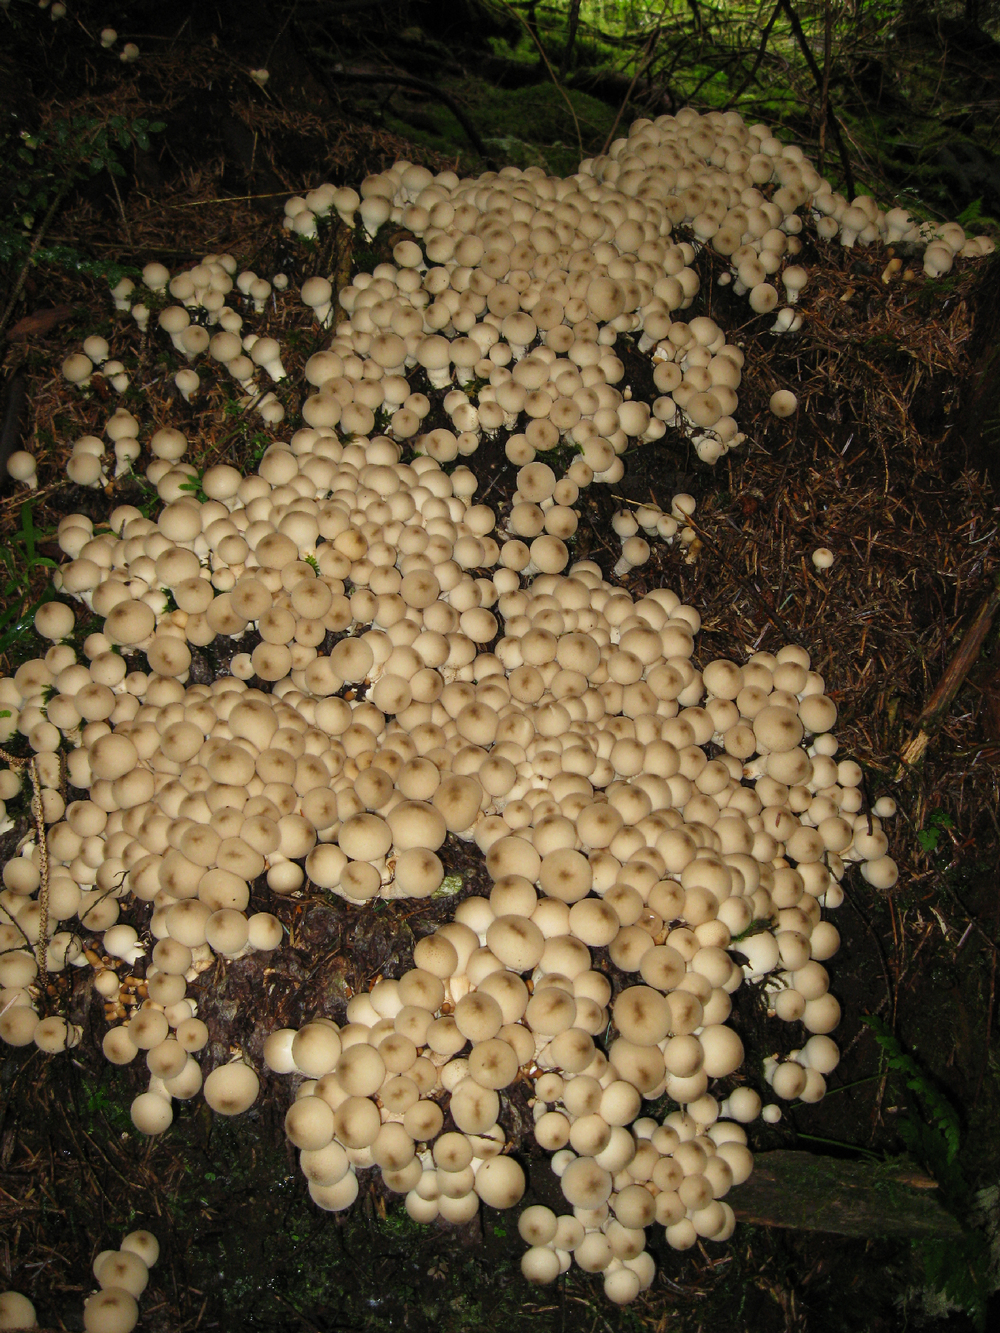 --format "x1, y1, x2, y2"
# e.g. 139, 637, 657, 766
0, 106, 985, 1312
